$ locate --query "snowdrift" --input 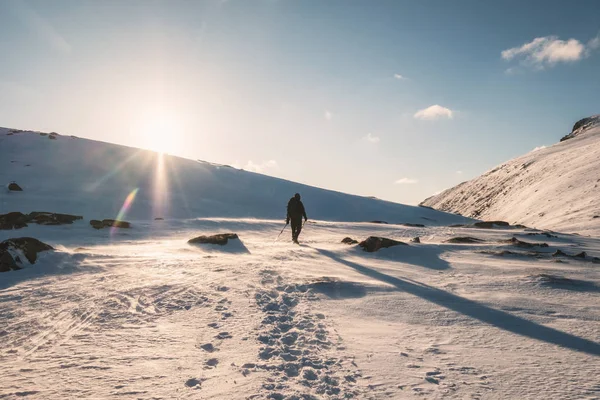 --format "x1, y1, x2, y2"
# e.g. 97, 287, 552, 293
0, 128, 467, 225
421, 115, 600, 234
